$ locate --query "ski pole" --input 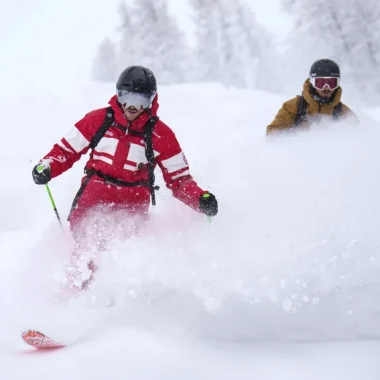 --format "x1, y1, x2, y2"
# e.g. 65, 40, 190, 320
44, 183, 63, 228
36, 164, 63, 229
